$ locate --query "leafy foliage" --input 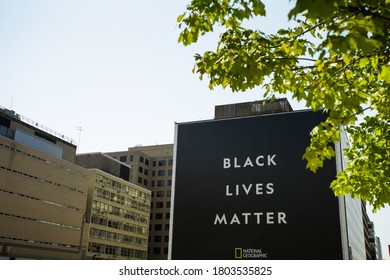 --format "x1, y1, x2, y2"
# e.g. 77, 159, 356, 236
177, 0, 390, 211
